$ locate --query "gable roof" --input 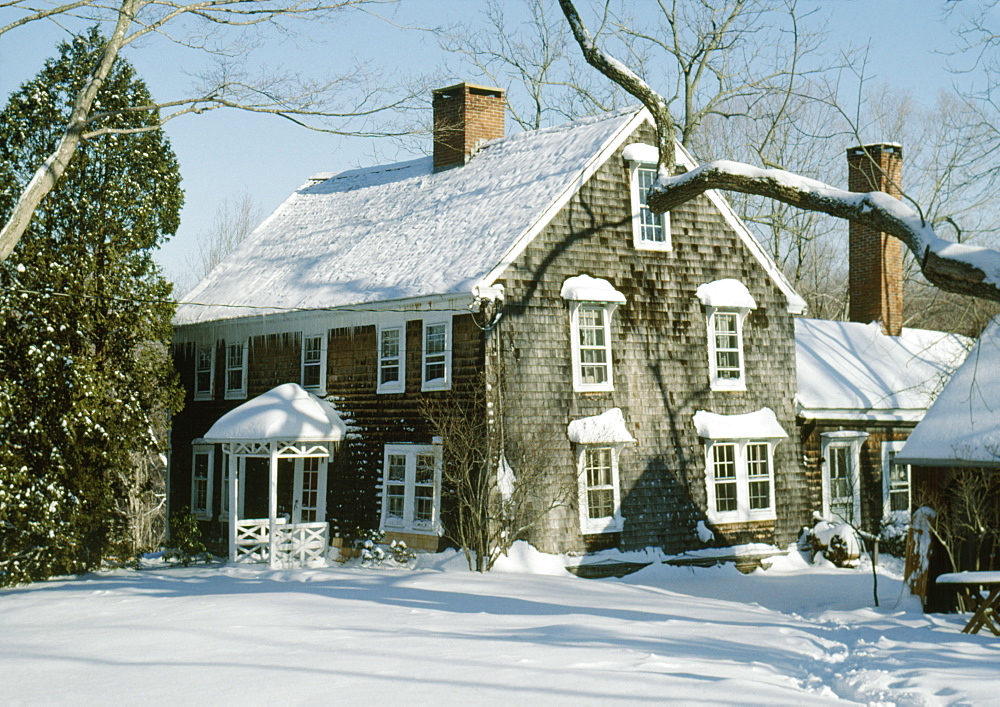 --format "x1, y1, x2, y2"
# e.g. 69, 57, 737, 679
897, 317, 1000, 467
175, 108, 804, 326
795, 318, 969, 422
